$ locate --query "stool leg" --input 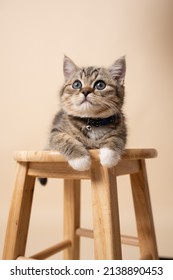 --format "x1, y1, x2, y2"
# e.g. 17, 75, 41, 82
3, 162, 35, 259
91, 164, 122, 260
63, 179, 80, 260
130, 159, 158, 259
